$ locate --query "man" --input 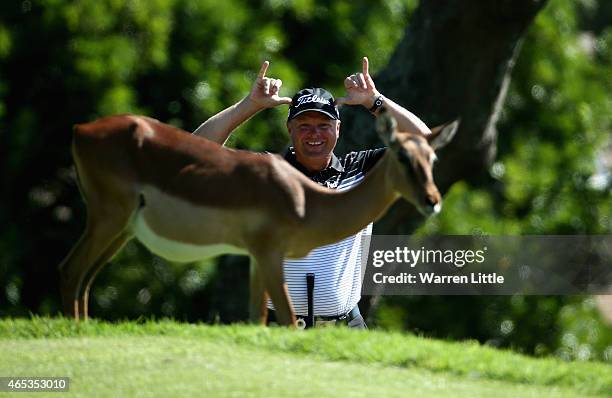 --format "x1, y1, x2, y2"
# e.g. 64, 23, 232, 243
193, 57, 431, 328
